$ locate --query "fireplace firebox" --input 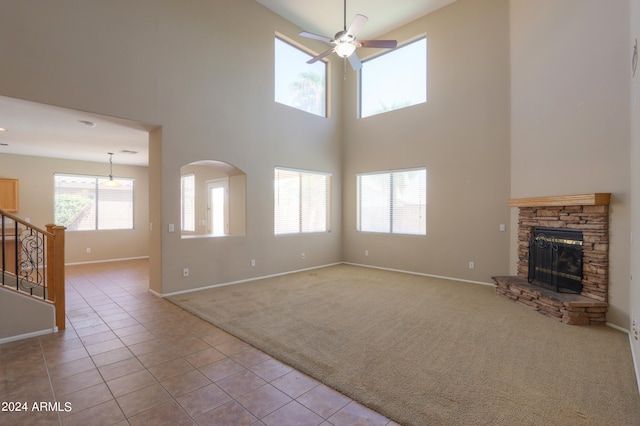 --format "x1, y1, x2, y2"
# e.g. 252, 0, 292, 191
528, 227, 583, 294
